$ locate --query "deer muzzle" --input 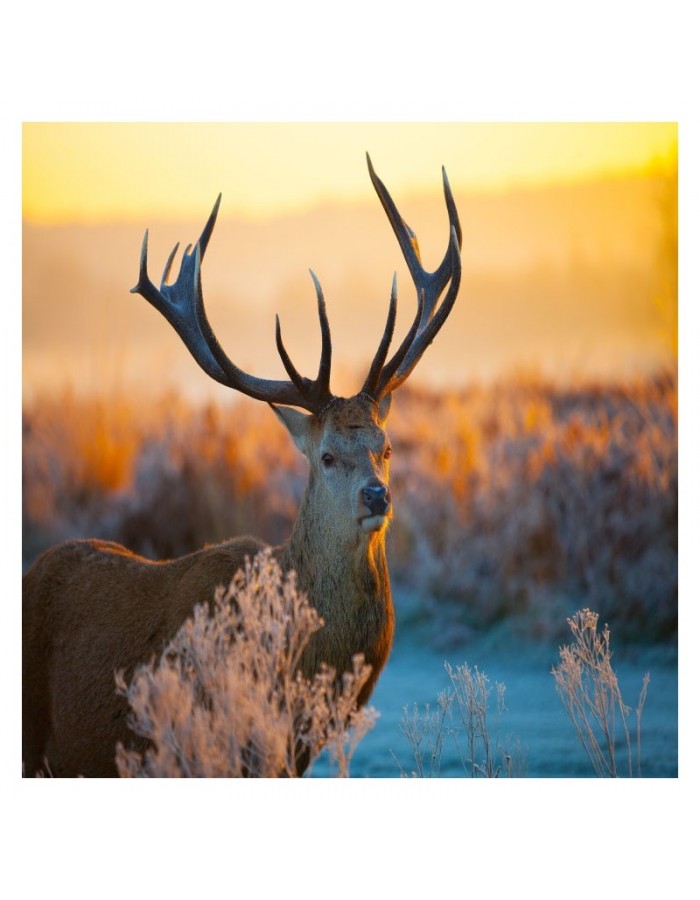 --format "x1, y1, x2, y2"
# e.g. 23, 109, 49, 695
362, 482, 391, 518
